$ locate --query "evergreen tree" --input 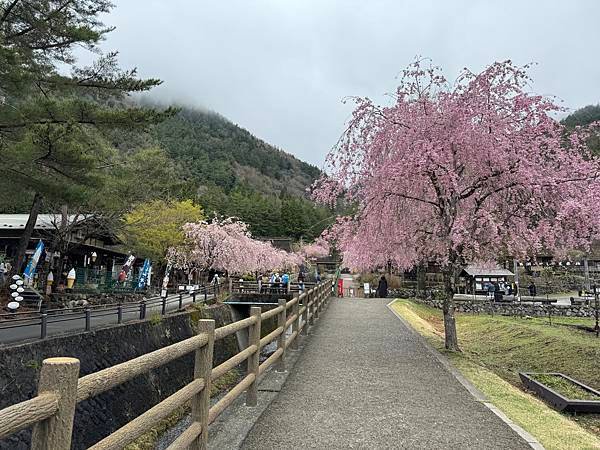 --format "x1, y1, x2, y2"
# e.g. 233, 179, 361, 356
0, 0, 172, 272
